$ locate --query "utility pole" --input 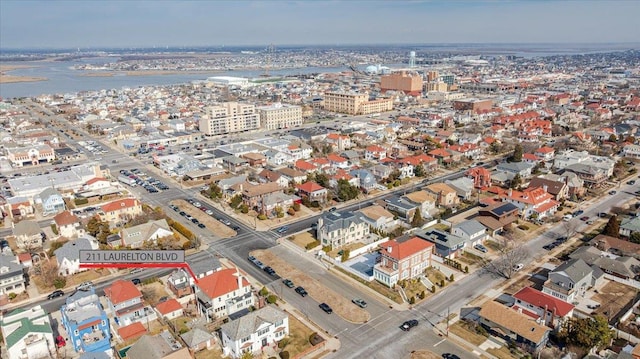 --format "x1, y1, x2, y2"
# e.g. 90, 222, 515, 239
446, 306, 450, 337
